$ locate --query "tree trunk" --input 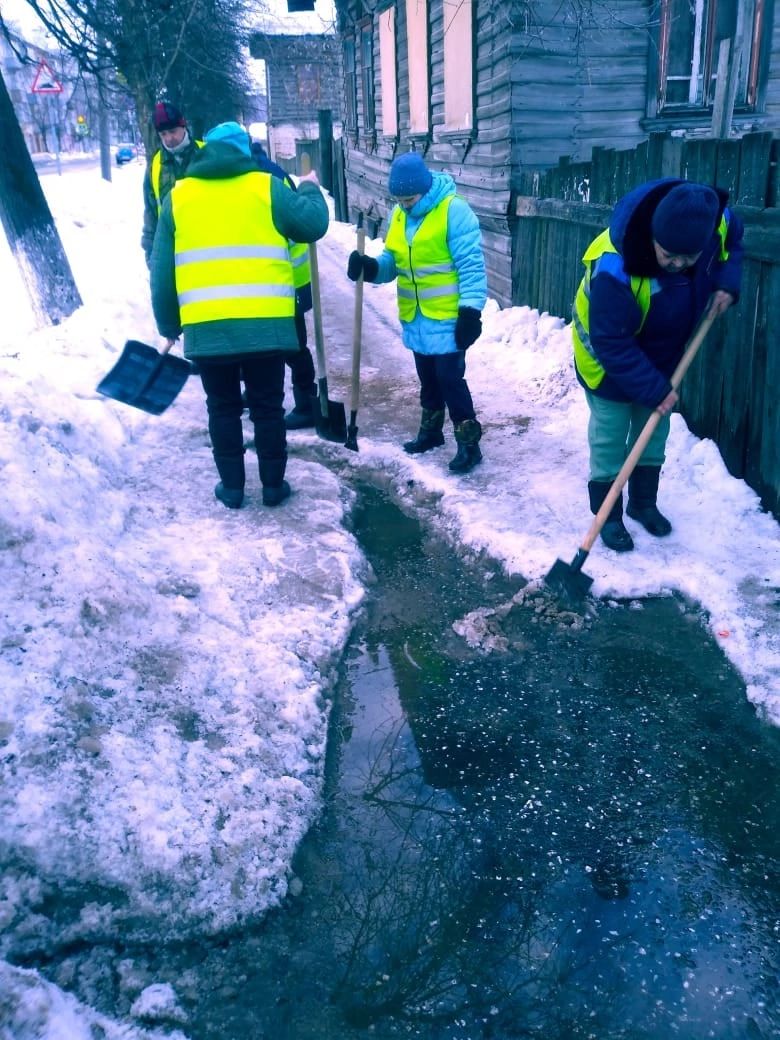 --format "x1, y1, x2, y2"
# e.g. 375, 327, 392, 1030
0, 69, 81, 326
